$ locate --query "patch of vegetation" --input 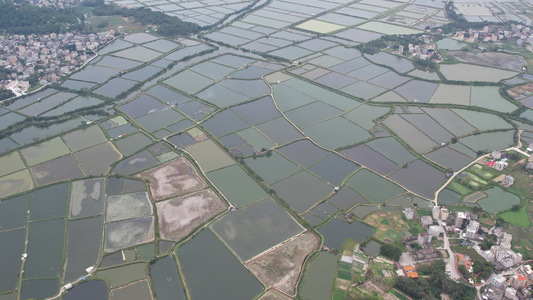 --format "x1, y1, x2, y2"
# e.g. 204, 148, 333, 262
479, 234, 497, 250
451, 245, 484, 262
412, 58, 438, 72
380, 244, 401, 261
358, 33, 426, 55
473, 259, 493, 281
0, 2, 83, 34
394, 260, 476, 299
458, 264, 469, 279
500, 202, 531, 227
407, 219, 424, 235
342, 238, 357, 255
447, 181, 472, 196
503, 158, 533, 200
468, 164, 498, 180
390, 289, 410, 300
379, 230, 402, 242
0, 87, 15, 101
358, 39, 388, 55
90, 3, 201, 36
87, 15, 143, 34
